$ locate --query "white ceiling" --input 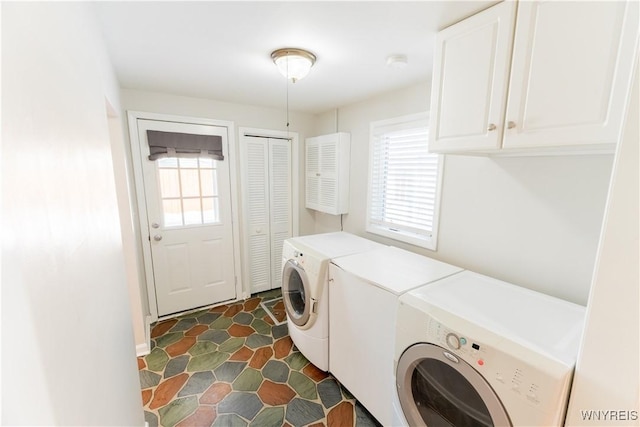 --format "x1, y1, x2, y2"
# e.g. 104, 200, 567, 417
93, 1, 495, 114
